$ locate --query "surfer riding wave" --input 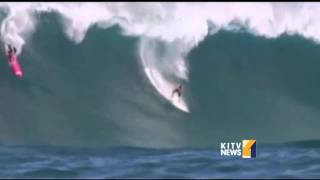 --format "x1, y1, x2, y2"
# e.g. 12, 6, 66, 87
7, 44, 17, 64
5, 44, 22, 78
172, 84, 182, 102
